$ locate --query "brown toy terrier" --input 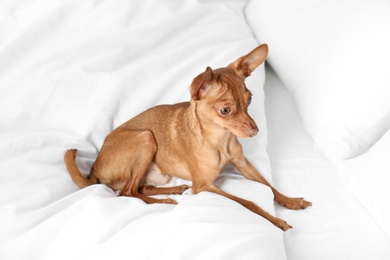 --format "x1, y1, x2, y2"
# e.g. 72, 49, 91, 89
64, 44, 311, 231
